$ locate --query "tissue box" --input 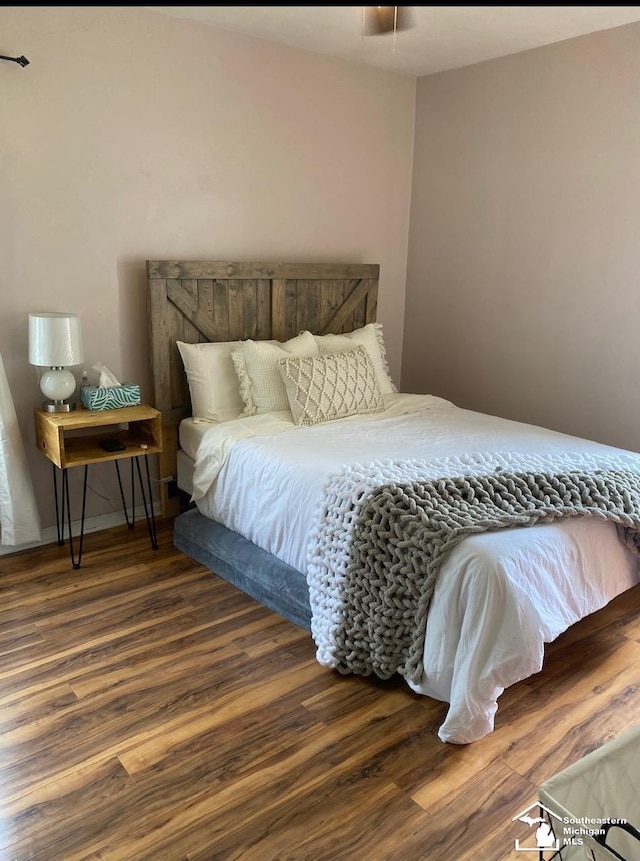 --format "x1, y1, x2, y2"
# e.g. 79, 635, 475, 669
81, 384, 141, 411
